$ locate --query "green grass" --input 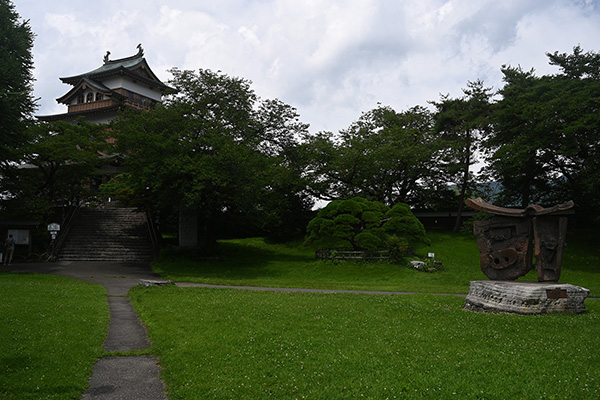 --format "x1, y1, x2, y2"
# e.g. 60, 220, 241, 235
554, 227, 600, 296
131, 286, 600, 399
152, 233, 483, 294
153, 229, 600, 296
0, 229, 596, 399
0, 273, 109, 400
